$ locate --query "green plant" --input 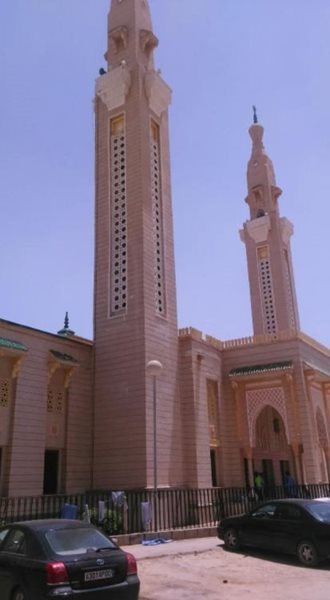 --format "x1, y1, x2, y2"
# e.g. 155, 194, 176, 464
81, 507, 123, 535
